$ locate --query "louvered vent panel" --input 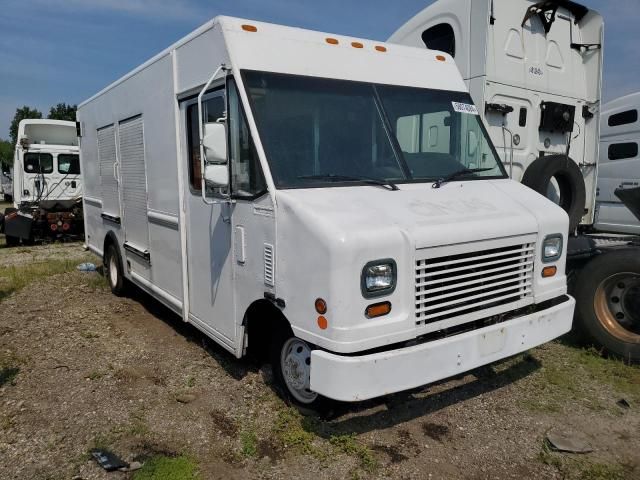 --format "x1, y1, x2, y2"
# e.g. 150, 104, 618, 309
264, 243, 275, 286
415, 242, 535, 325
